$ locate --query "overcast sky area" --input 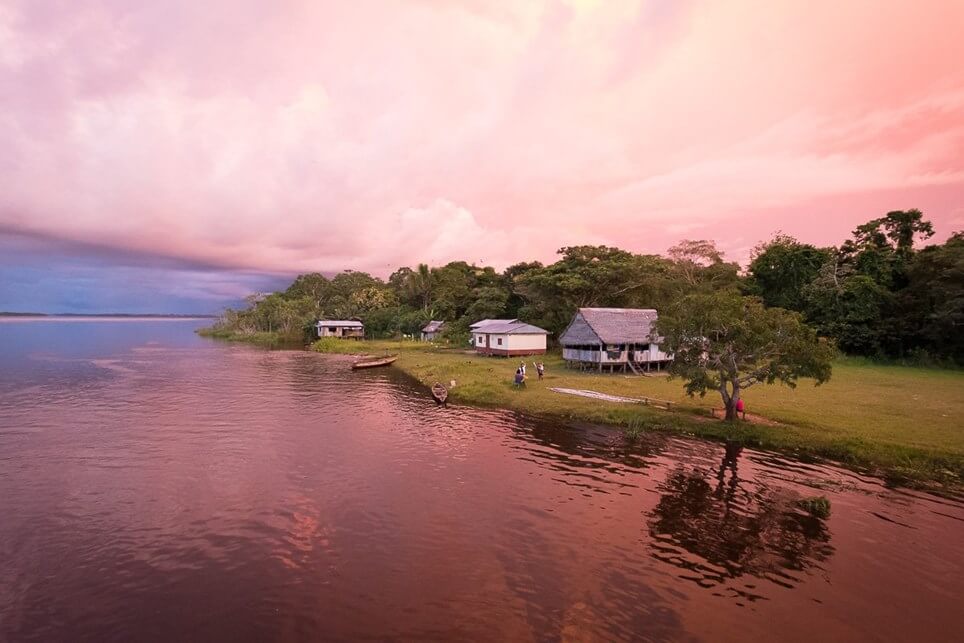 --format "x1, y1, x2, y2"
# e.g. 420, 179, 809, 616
1, 0, 963, 313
